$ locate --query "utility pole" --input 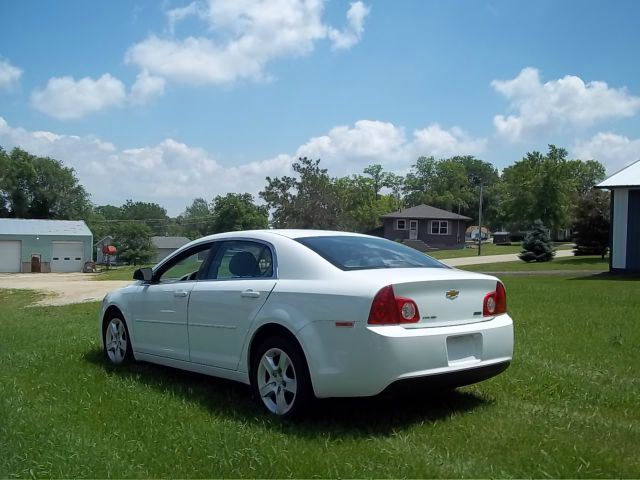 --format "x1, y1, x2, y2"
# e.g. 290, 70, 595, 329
477, 182, 483, 256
